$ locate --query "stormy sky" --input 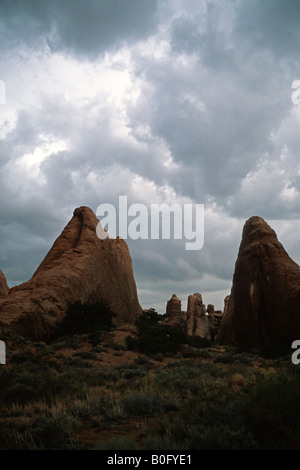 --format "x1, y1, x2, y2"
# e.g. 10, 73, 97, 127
1, 0, 300, 313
